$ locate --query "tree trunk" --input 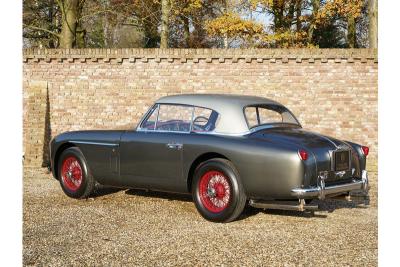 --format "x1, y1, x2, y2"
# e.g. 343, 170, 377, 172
160, 0, 170, 48
272, 0, 285, 47
48, 0, 56, 48
307, 0, 320, 44
182, 15, 190, 48
296, 0, 302, 31
368, 0, 378, 48
102, 0, 110, 47
347, 16, 356, 48
192, 11, 205, 48
287, 0, 295, 29
223, 0, 234, 48
59, 0, 79, 48
75, 25, 86, 48
75, 1, 86, 48
273, 0, 284, 30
